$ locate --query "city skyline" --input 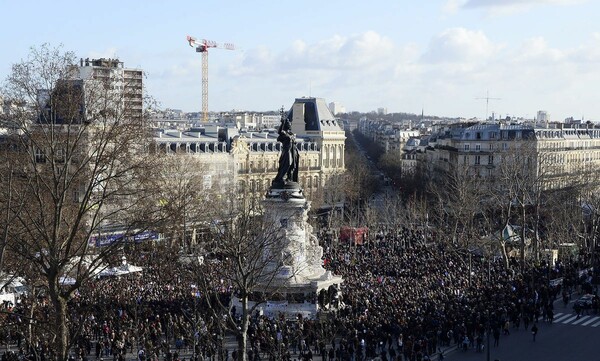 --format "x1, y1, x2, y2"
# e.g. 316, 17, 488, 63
1, 0, 599, 121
